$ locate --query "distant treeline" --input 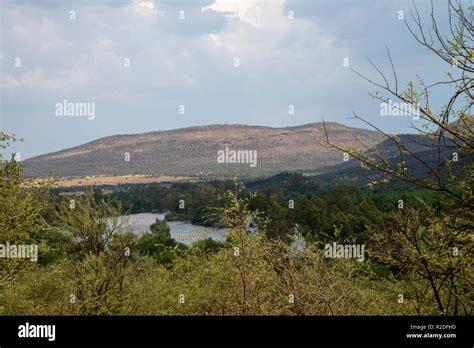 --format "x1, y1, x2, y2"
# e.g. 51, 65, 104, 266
54, 173, 441, 245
